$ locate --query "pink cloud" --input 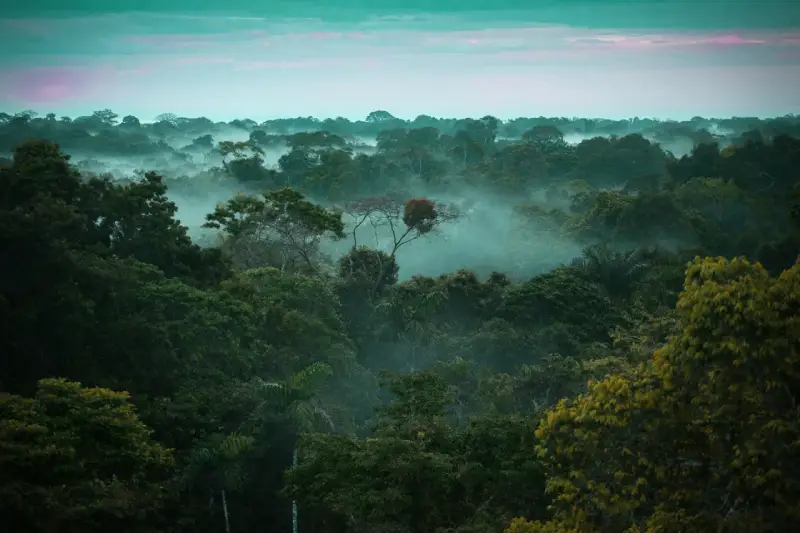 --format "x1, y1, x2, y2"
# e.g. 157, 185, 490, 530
0, 66, 111, 104
565, 31, 799, 50
309, 31, 344, 39
404, 26, 800, 54
231, 58, 348, 70
108, 23, 800, 64
172, 57, 236, 65
707, 34, 765, 46
487, 49, 592, 60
